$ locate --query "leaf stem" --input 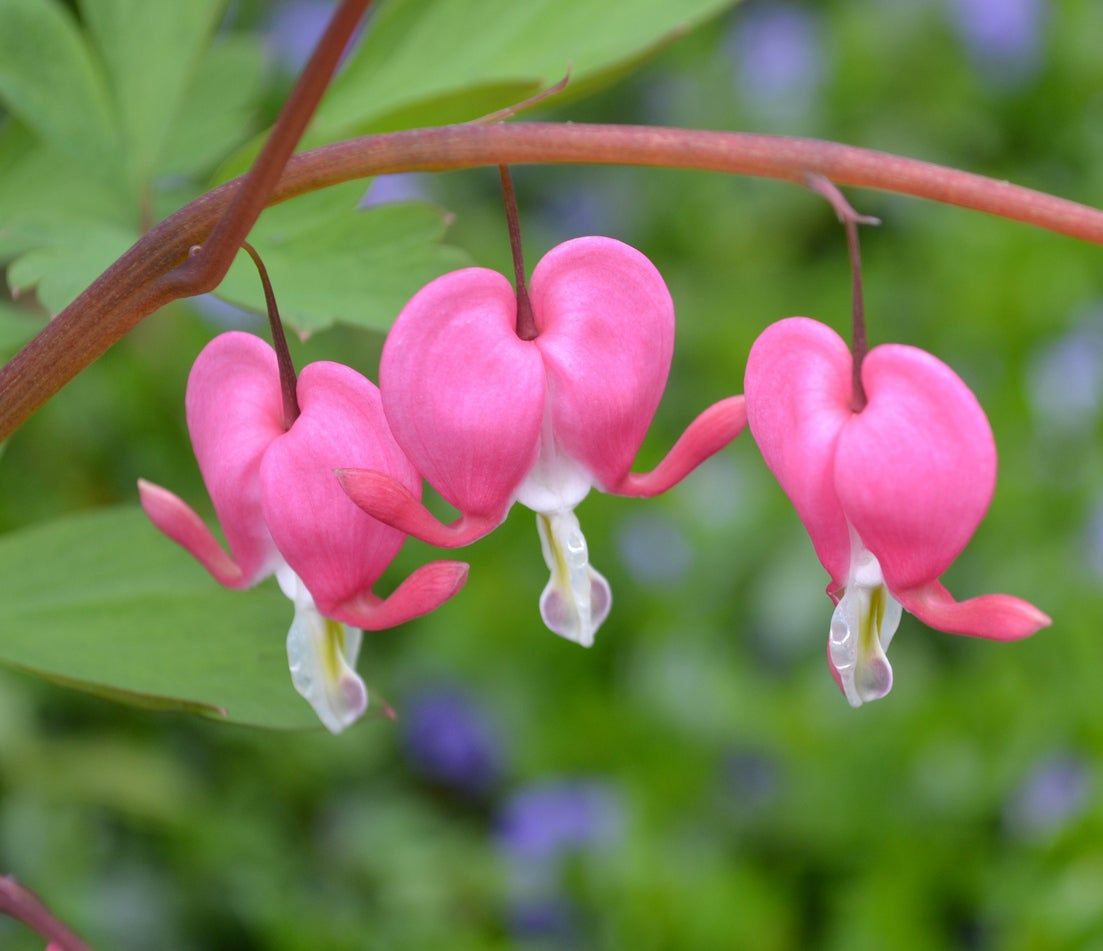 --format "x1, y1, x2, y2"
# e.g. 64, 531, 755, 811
805, 174, 880, 412
241, 242, 300, 428
498, 165, 537, 340
0, 875, 93, 951
3, 122, 1103, 439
